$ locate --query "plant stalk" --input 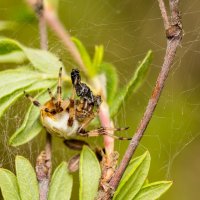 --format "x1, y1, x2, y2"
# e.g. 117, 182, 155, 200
107, 0, 182, 196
